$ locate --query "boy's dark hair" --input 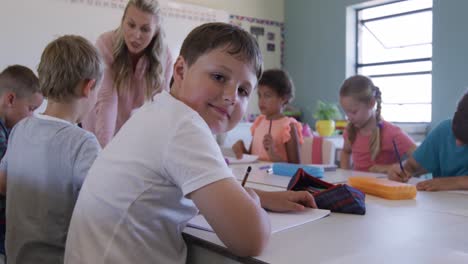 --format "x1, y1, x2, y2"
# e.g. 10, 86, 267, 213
0, 65, 40, 98
452, 90, 468, 144
38, 35, 103, 102
258, 69, 295, 103
179, 22, 263, 80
